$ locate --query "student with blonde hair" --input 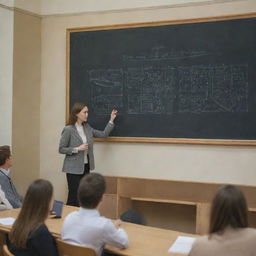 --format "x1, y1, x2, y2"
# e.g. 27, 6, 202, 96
189, 184, 256, 256
8, 179, 58, 256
